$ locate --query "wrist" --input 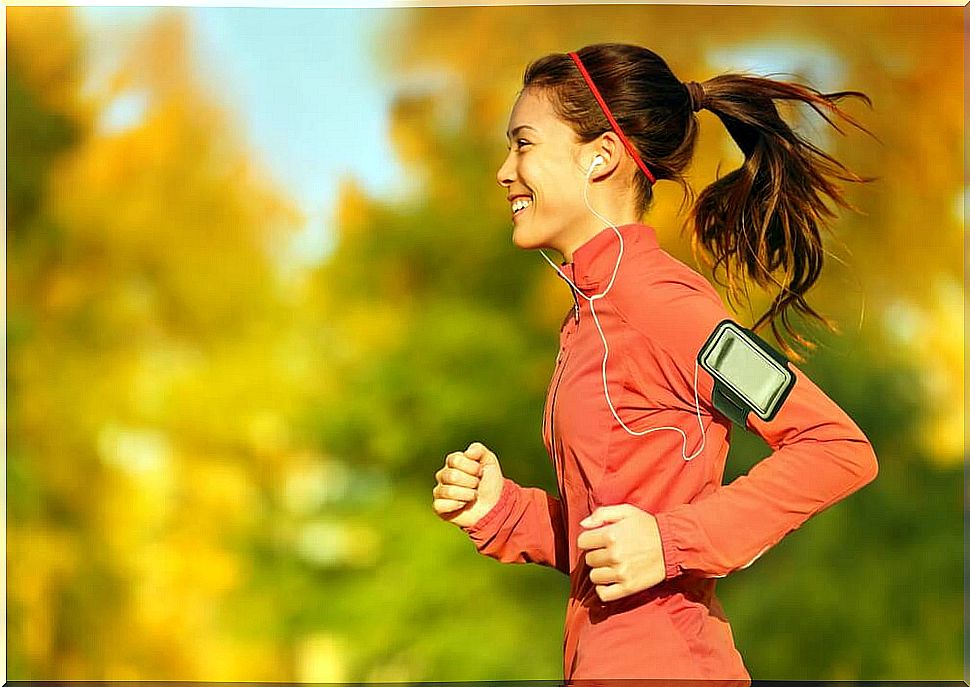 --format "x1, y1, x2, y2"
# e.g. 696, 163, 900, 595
462, 478, 516, 537
653, 511, 683, 580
